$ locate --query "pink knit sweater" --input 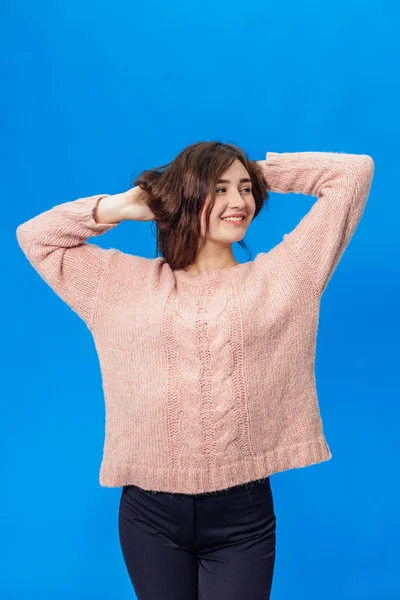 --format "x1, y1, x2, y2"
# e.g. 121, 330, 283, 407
16, 151, 374, 494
